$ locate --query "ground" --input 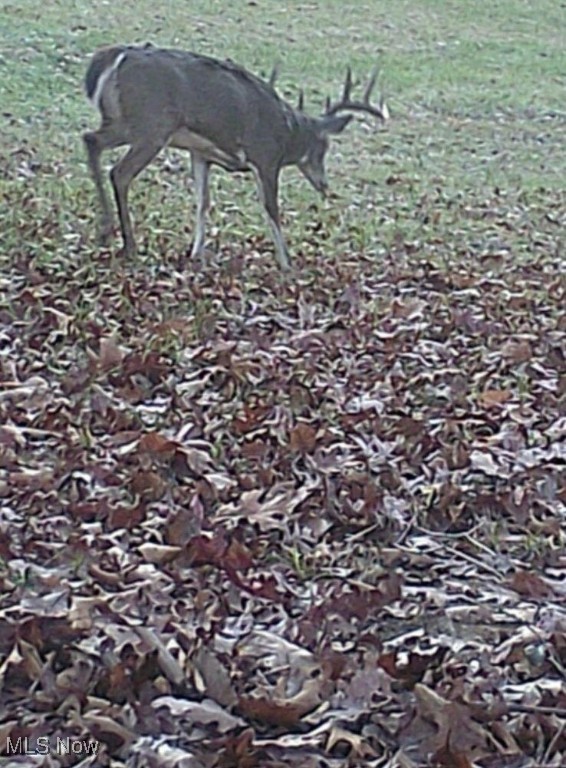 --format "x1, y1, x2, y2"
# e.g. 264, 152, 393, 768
0, 1, 565, 766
